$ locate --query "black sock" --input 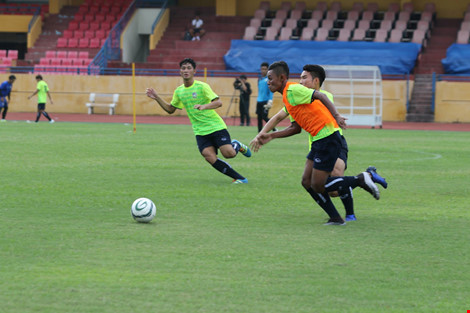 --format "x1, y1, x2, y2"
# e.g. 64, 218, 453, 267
211, 159, 244, 180
339, 187, 354, 216
324, 176, 359, 194
42, 111, 52, 121
2, 107, 7, 119
306, 187, 341, 219
35, 112, 41, 122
